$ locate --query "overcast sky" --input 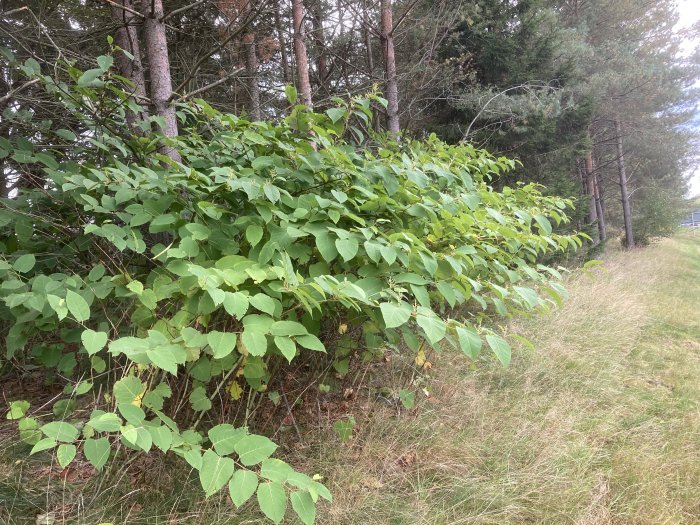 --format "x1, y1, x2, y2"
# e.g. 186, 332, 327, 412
677, 0, 700, 197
